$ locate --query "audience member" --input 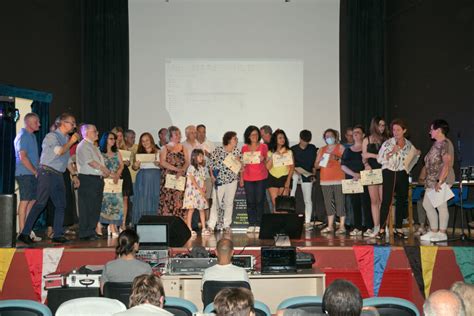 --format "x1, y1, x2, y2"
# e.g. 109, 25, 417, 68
18, 113, 80, 245
266, 129, 294, 212
322, 279, 362, 316
450, 281, 474, 316
14, 113, 41, 241
423, 289, 465, 316
241, 125, 268, 233
290, 130, 318, 230
208, 131, 241, 232
202, 238, 249, 287
77, 124, 110, 241
214, 287, 255, 316
113, 274, 171, 316
101, 230, 152, 293
316, 128, 346, 235
131, 132, 161, 224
